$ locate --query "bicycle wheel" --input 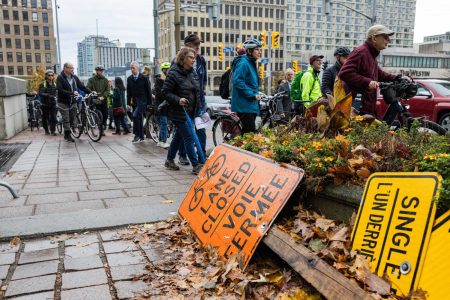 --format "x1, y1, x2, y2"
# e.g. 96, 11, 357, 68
35, 108, 42, 131
414, 119, 447, 136
86, 110, 103, 142
56, 111, 63, 134
71, 114, 82, 139
146, 115, 159, 143
212, 116, 242, 146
